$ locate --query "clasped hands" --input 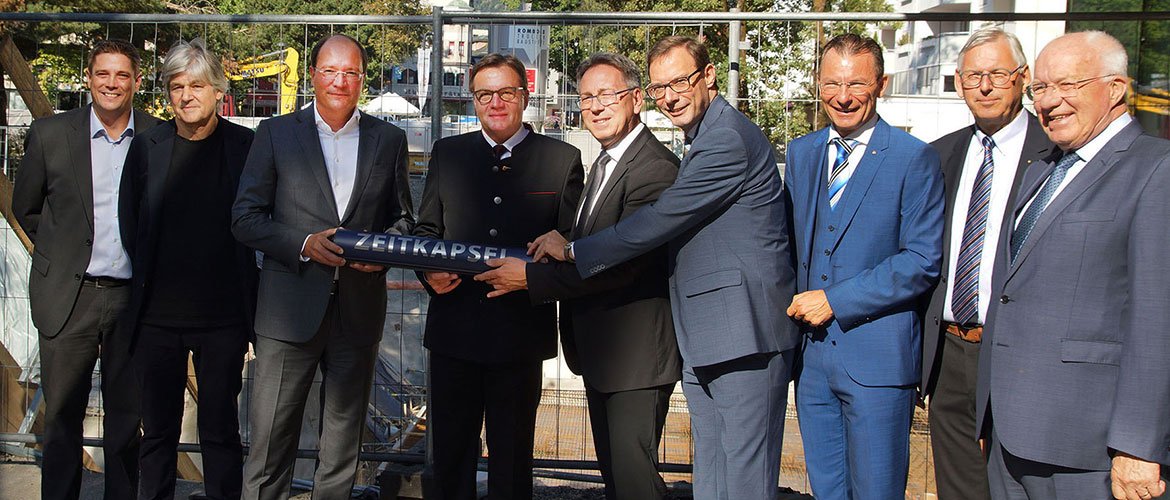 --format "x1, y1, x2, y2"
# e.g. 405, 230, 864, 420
302, 227, 384, 273
427, 230, 567, 297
